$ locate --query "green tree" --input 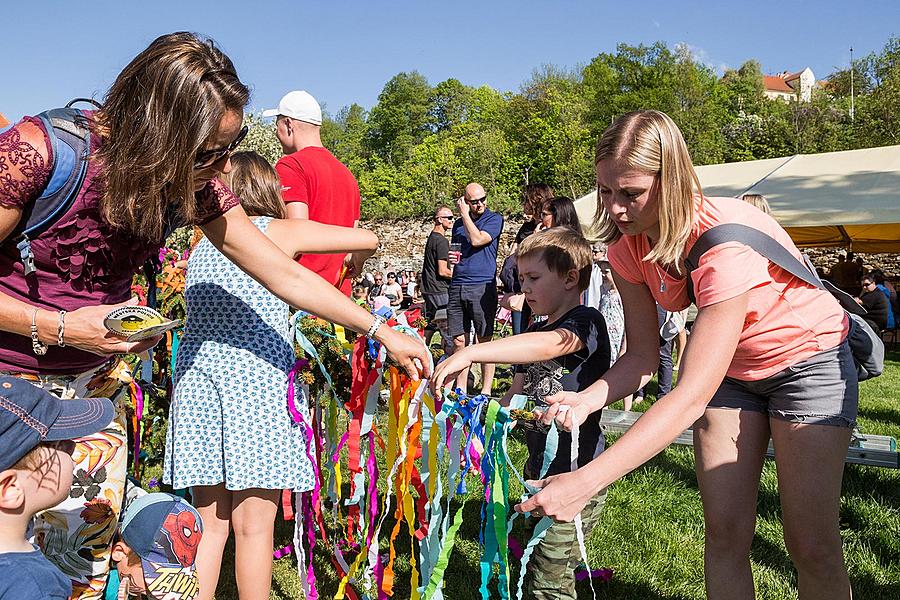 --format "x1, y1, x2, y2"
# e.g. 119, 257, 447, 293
328, 103, 370, 174
366, 72, 433, 164
239, 113, 282, 165
428, 78, 473, 133
720, 60, 766, 115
